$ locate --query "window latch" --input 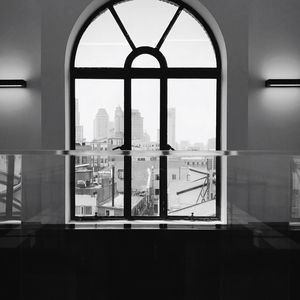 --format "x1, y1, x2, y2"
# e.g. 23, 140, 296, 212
166, 144, 175, 151
112, 144, 126, 151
